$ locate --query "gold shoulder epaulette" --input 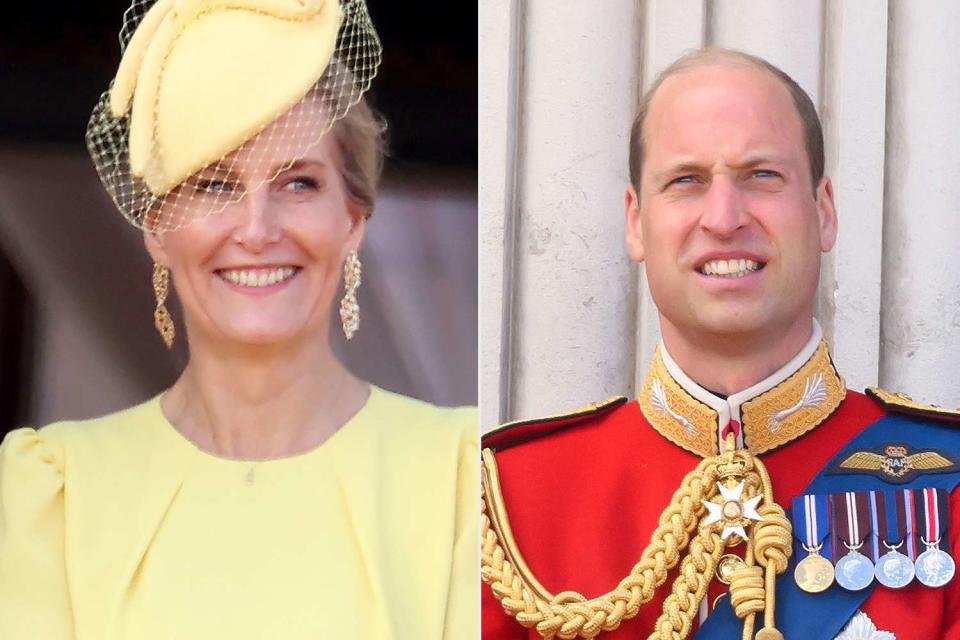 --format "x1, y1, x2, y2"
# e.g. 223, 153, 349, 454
482, 396, 627, 451
867, 387, 960, 424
